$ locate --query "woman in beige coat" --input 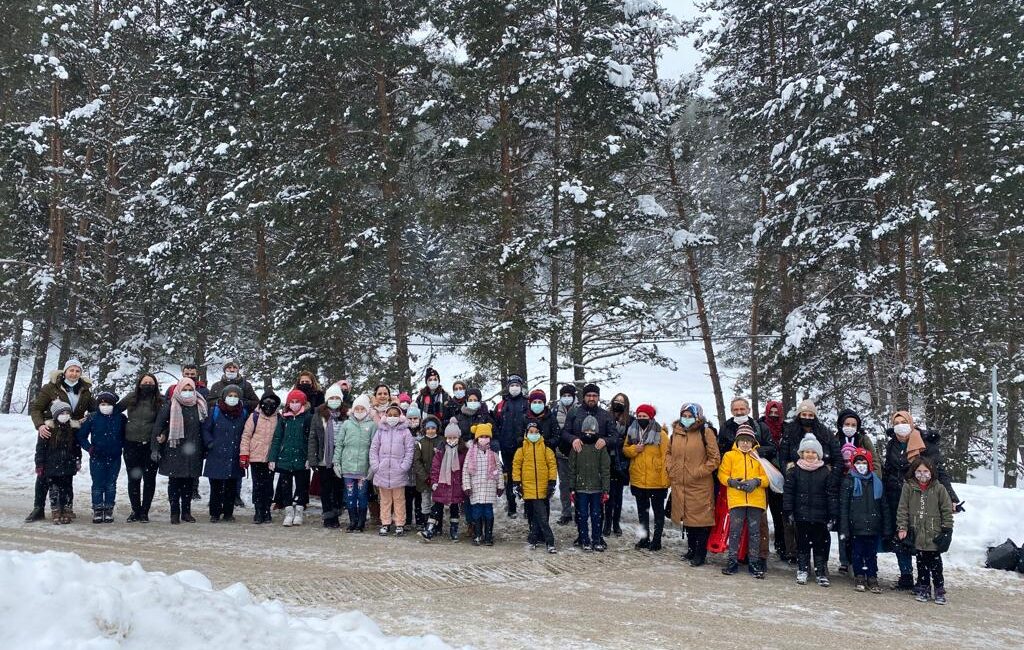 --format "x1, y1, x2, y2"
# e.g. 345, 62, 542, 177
667, 402, 721, 567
